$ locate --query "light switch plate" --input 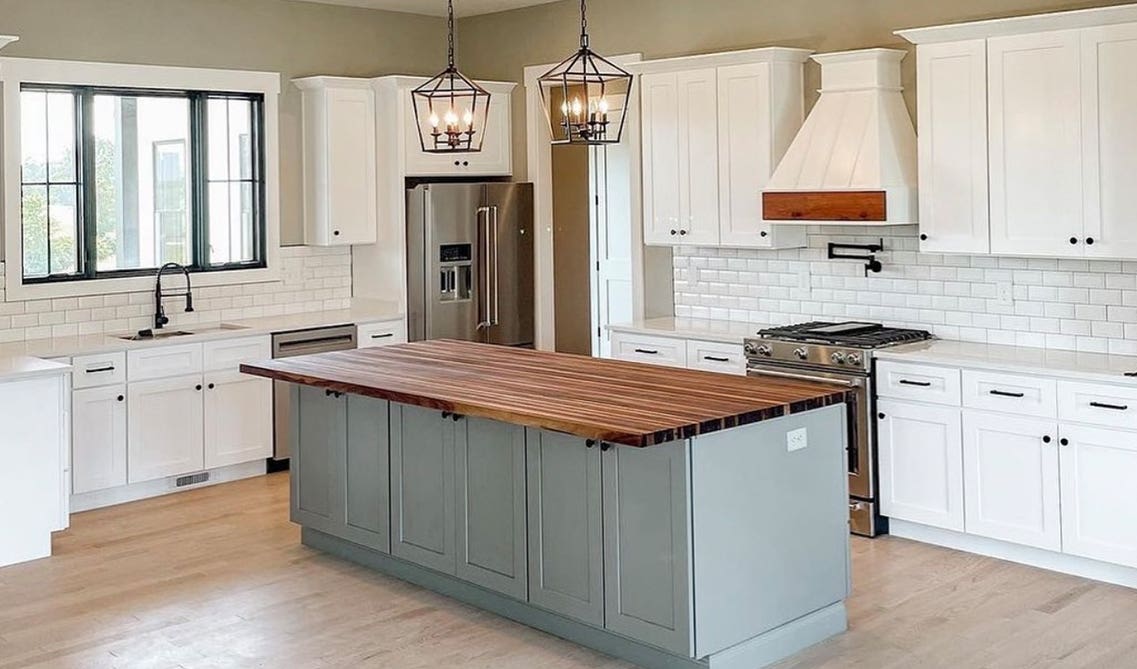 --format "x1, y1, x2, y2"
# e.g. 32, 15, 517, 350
787, 428, 808, 452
